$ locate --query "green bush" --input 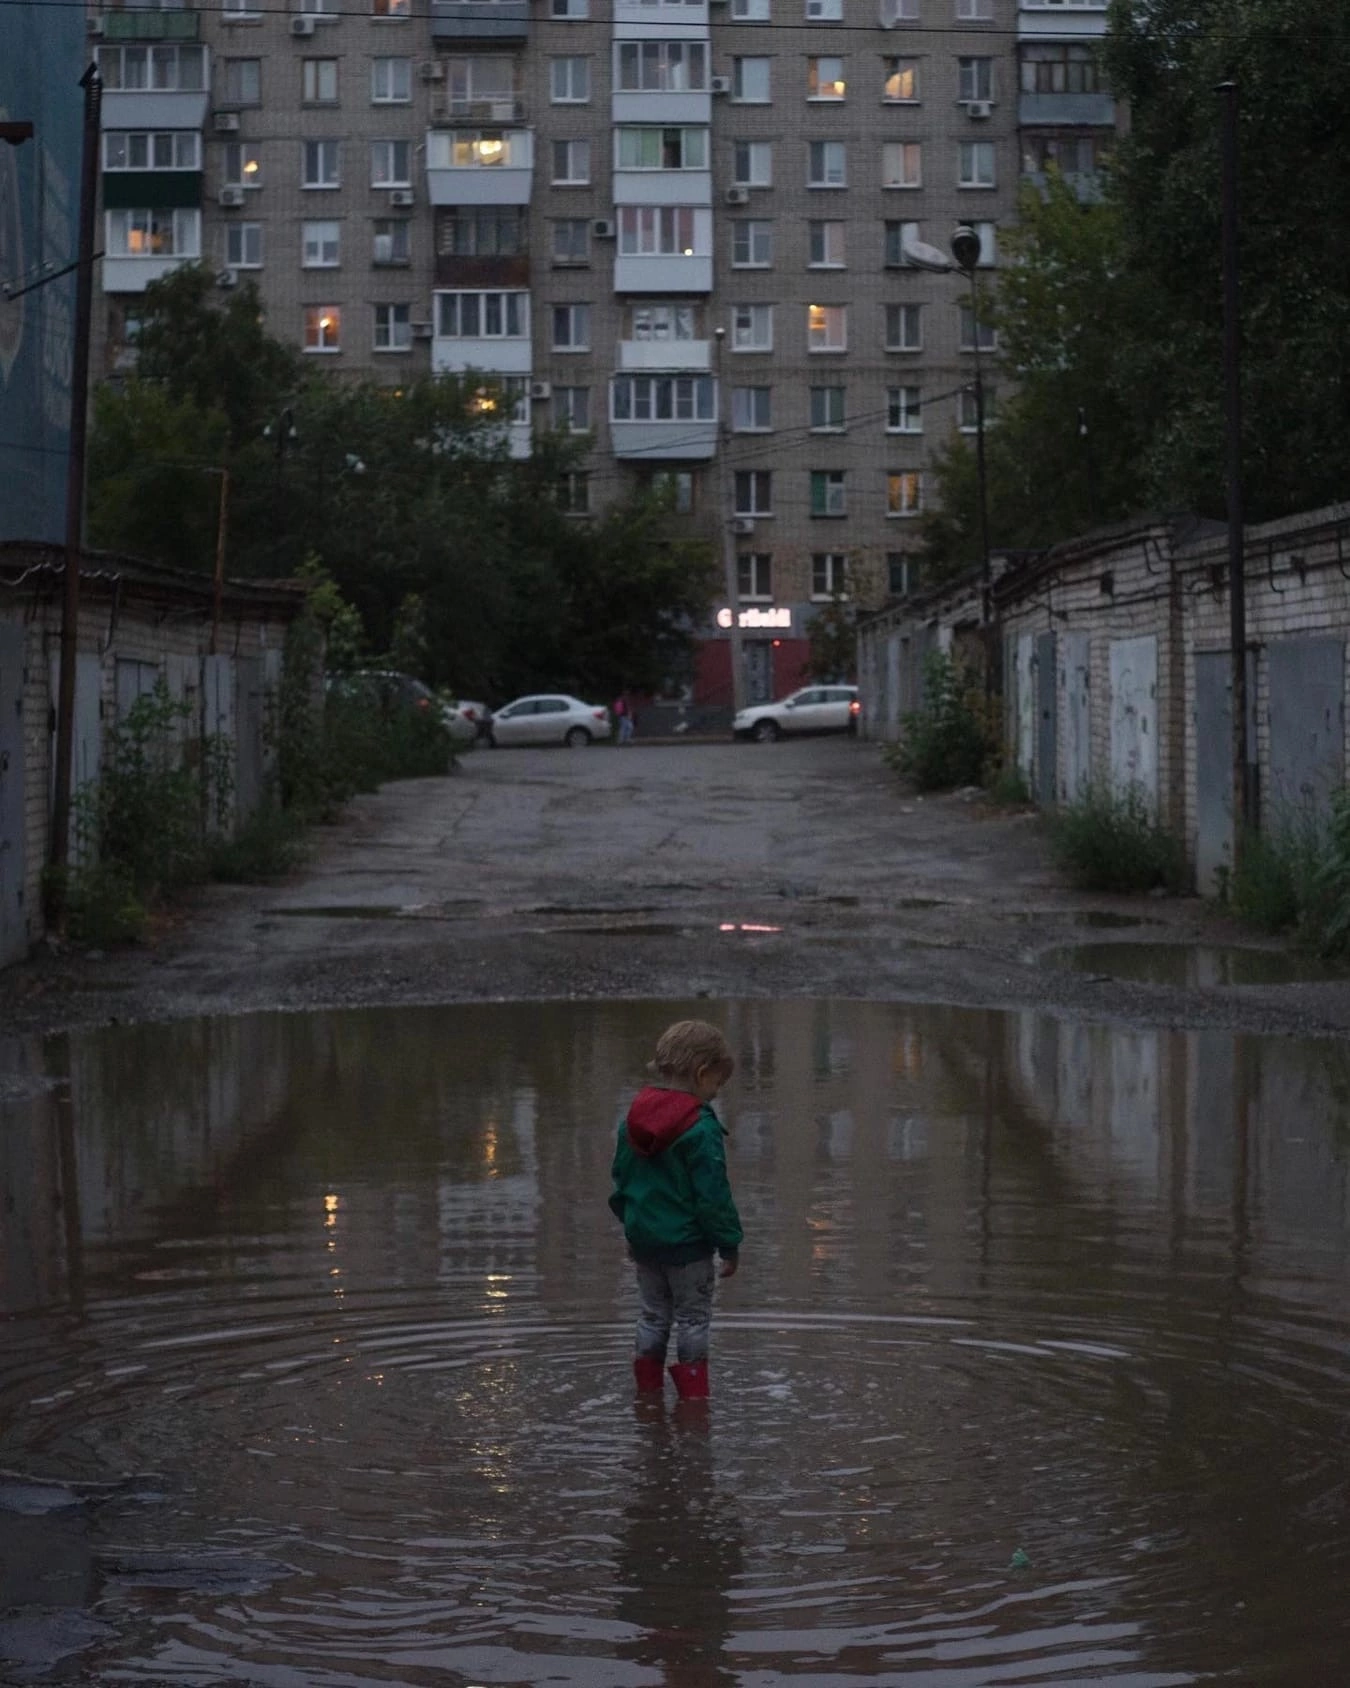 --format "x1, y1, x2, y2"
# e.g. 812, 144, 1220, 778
1302, 790, 1350, 957
889, 652, 994, 792
987, 765, 1032, 807
58, 861, 149, 946
1048, 784, 1185, 894
209, 798, 307, 883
